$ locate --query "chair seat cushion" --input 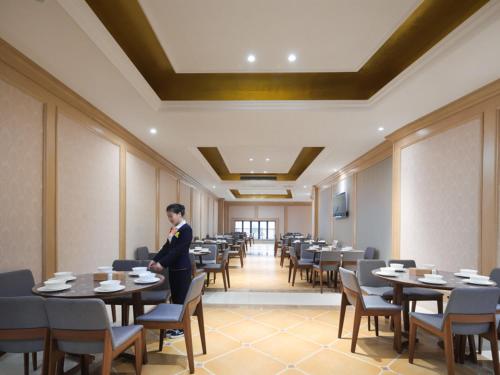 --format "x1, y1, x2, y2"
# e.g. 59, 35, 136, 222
111, 325, 143, 349
403, 287, 442, 300
0, 338, 45, 354
298, 260, 313, 266
141, 290, 170, 303
137, 303, 183, 323
410, 312, 443, 331
361, 286, 393, 298
411, 312, 492, 335
363, 296, 401, 311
